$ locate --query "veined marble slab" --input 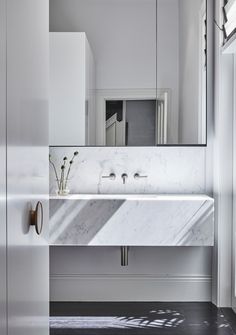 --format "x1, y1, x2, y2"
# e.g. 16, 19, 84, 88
49, 195, 214, 246
49, 147, 206, 194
